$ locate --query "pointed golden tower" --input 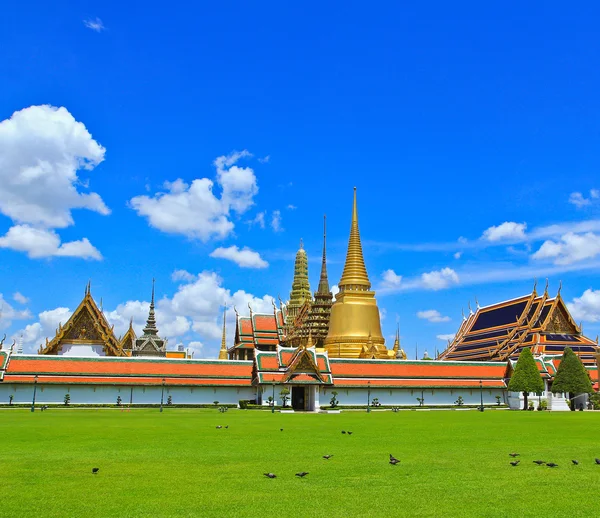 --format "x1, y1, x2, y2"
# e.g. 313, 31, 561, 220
218, 305, 228, 360
324, 188, 387, 358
